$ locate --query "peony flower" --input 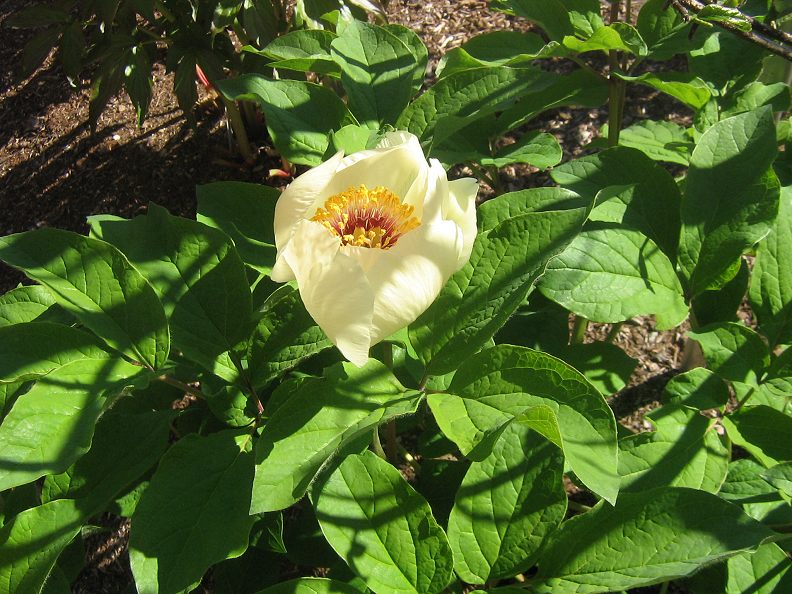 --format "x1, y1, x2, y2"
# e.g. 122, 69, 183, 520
270, 131, 478, 366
